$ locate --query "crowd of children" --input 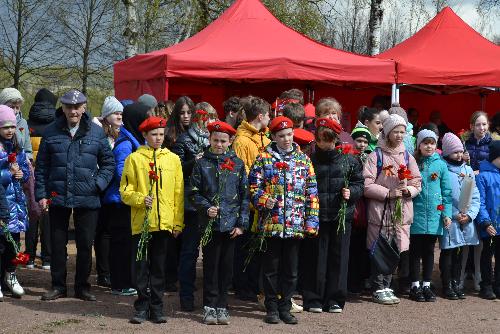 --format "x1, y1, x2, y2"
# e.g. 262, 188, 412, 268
0, 86, 499, 327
